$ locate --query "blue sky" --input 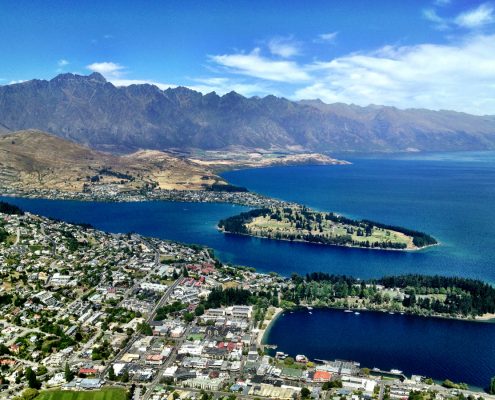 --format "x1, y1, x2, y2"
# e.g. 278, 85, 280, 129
1, 0, 495, 114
